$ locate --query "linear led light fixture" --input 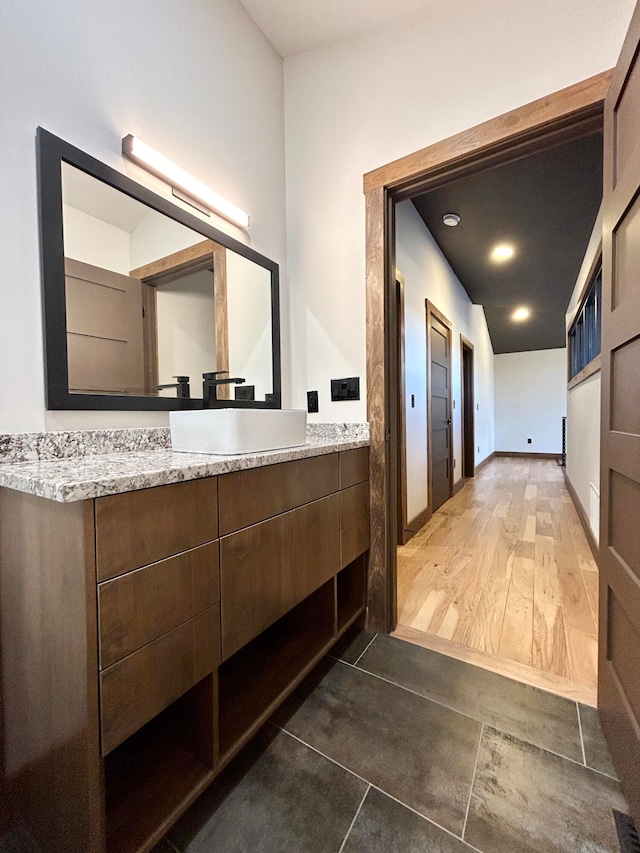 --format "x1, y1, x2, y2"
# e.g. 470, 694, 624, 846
122, 135, 250, 229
